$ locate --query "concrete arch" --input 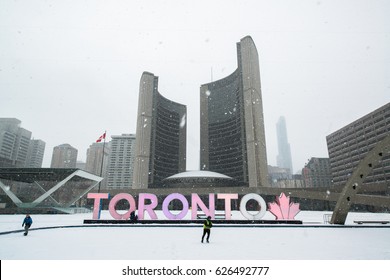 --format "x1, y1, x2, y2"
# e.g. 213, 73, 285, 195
331, 134, 390, 225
